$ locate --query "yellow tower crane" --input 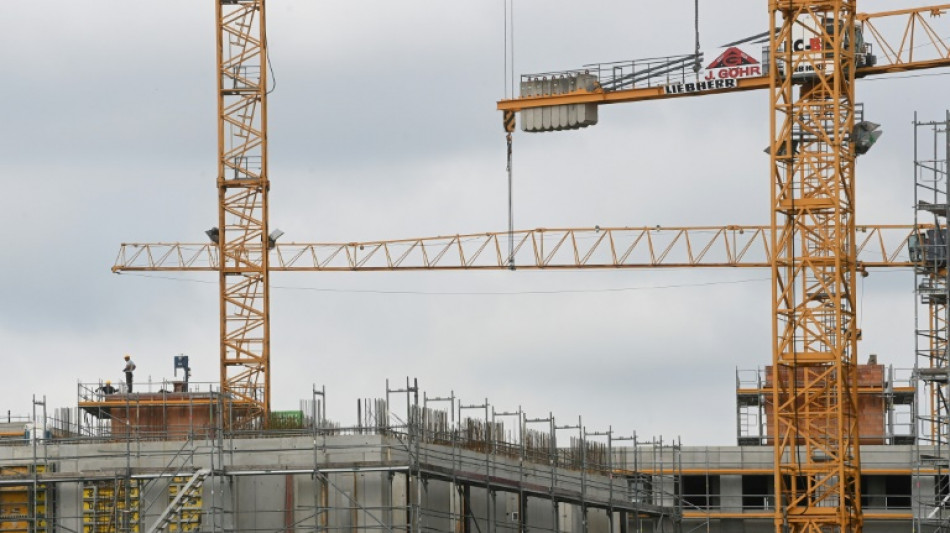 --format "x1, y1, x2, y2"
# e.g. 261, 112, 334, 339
494, 4, 950, 533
